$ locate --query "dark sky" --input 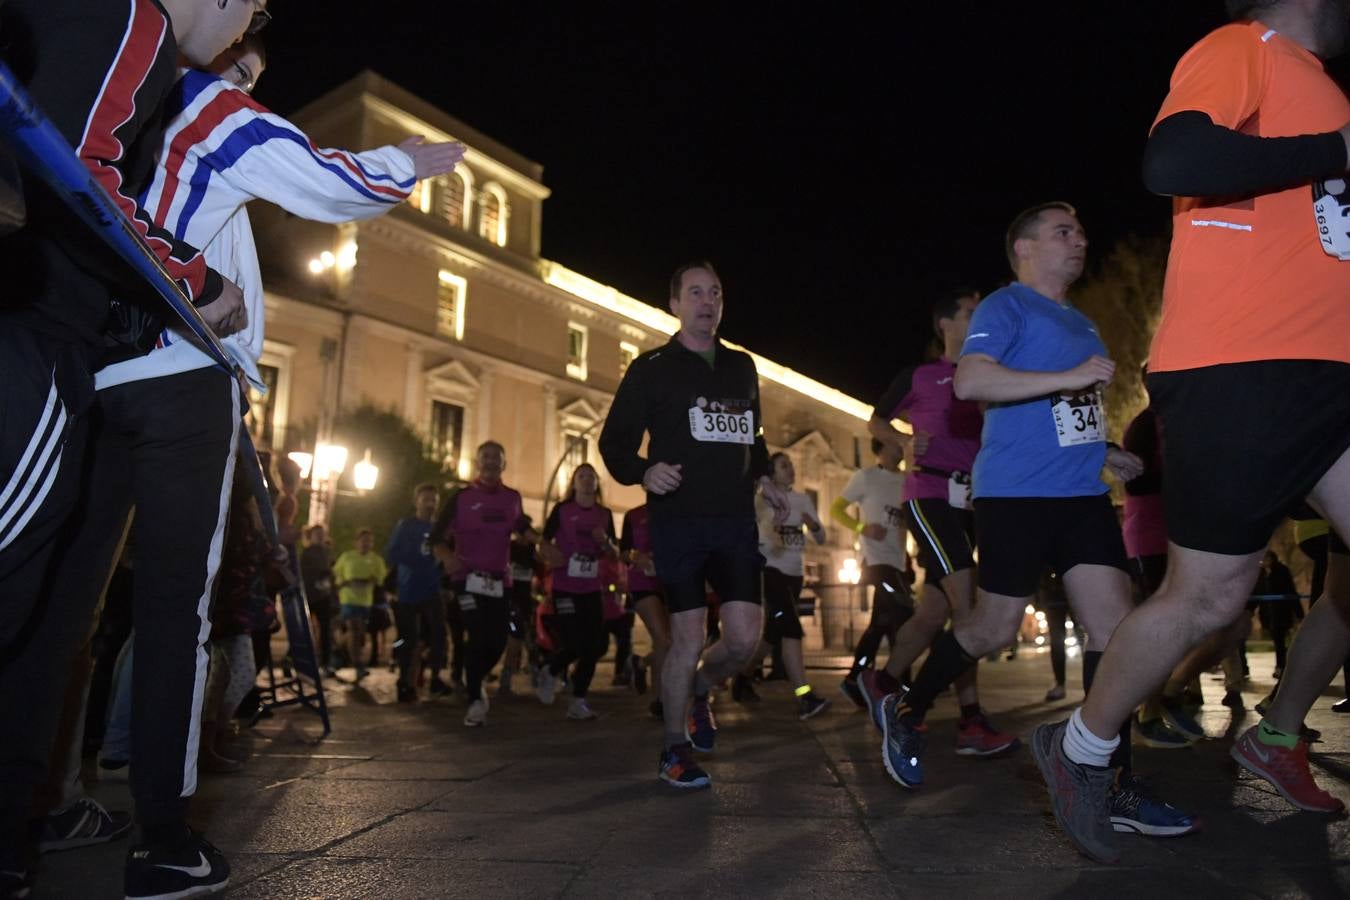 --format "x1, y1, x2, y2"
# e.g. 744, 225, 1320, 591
254, 1, 1233, 401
